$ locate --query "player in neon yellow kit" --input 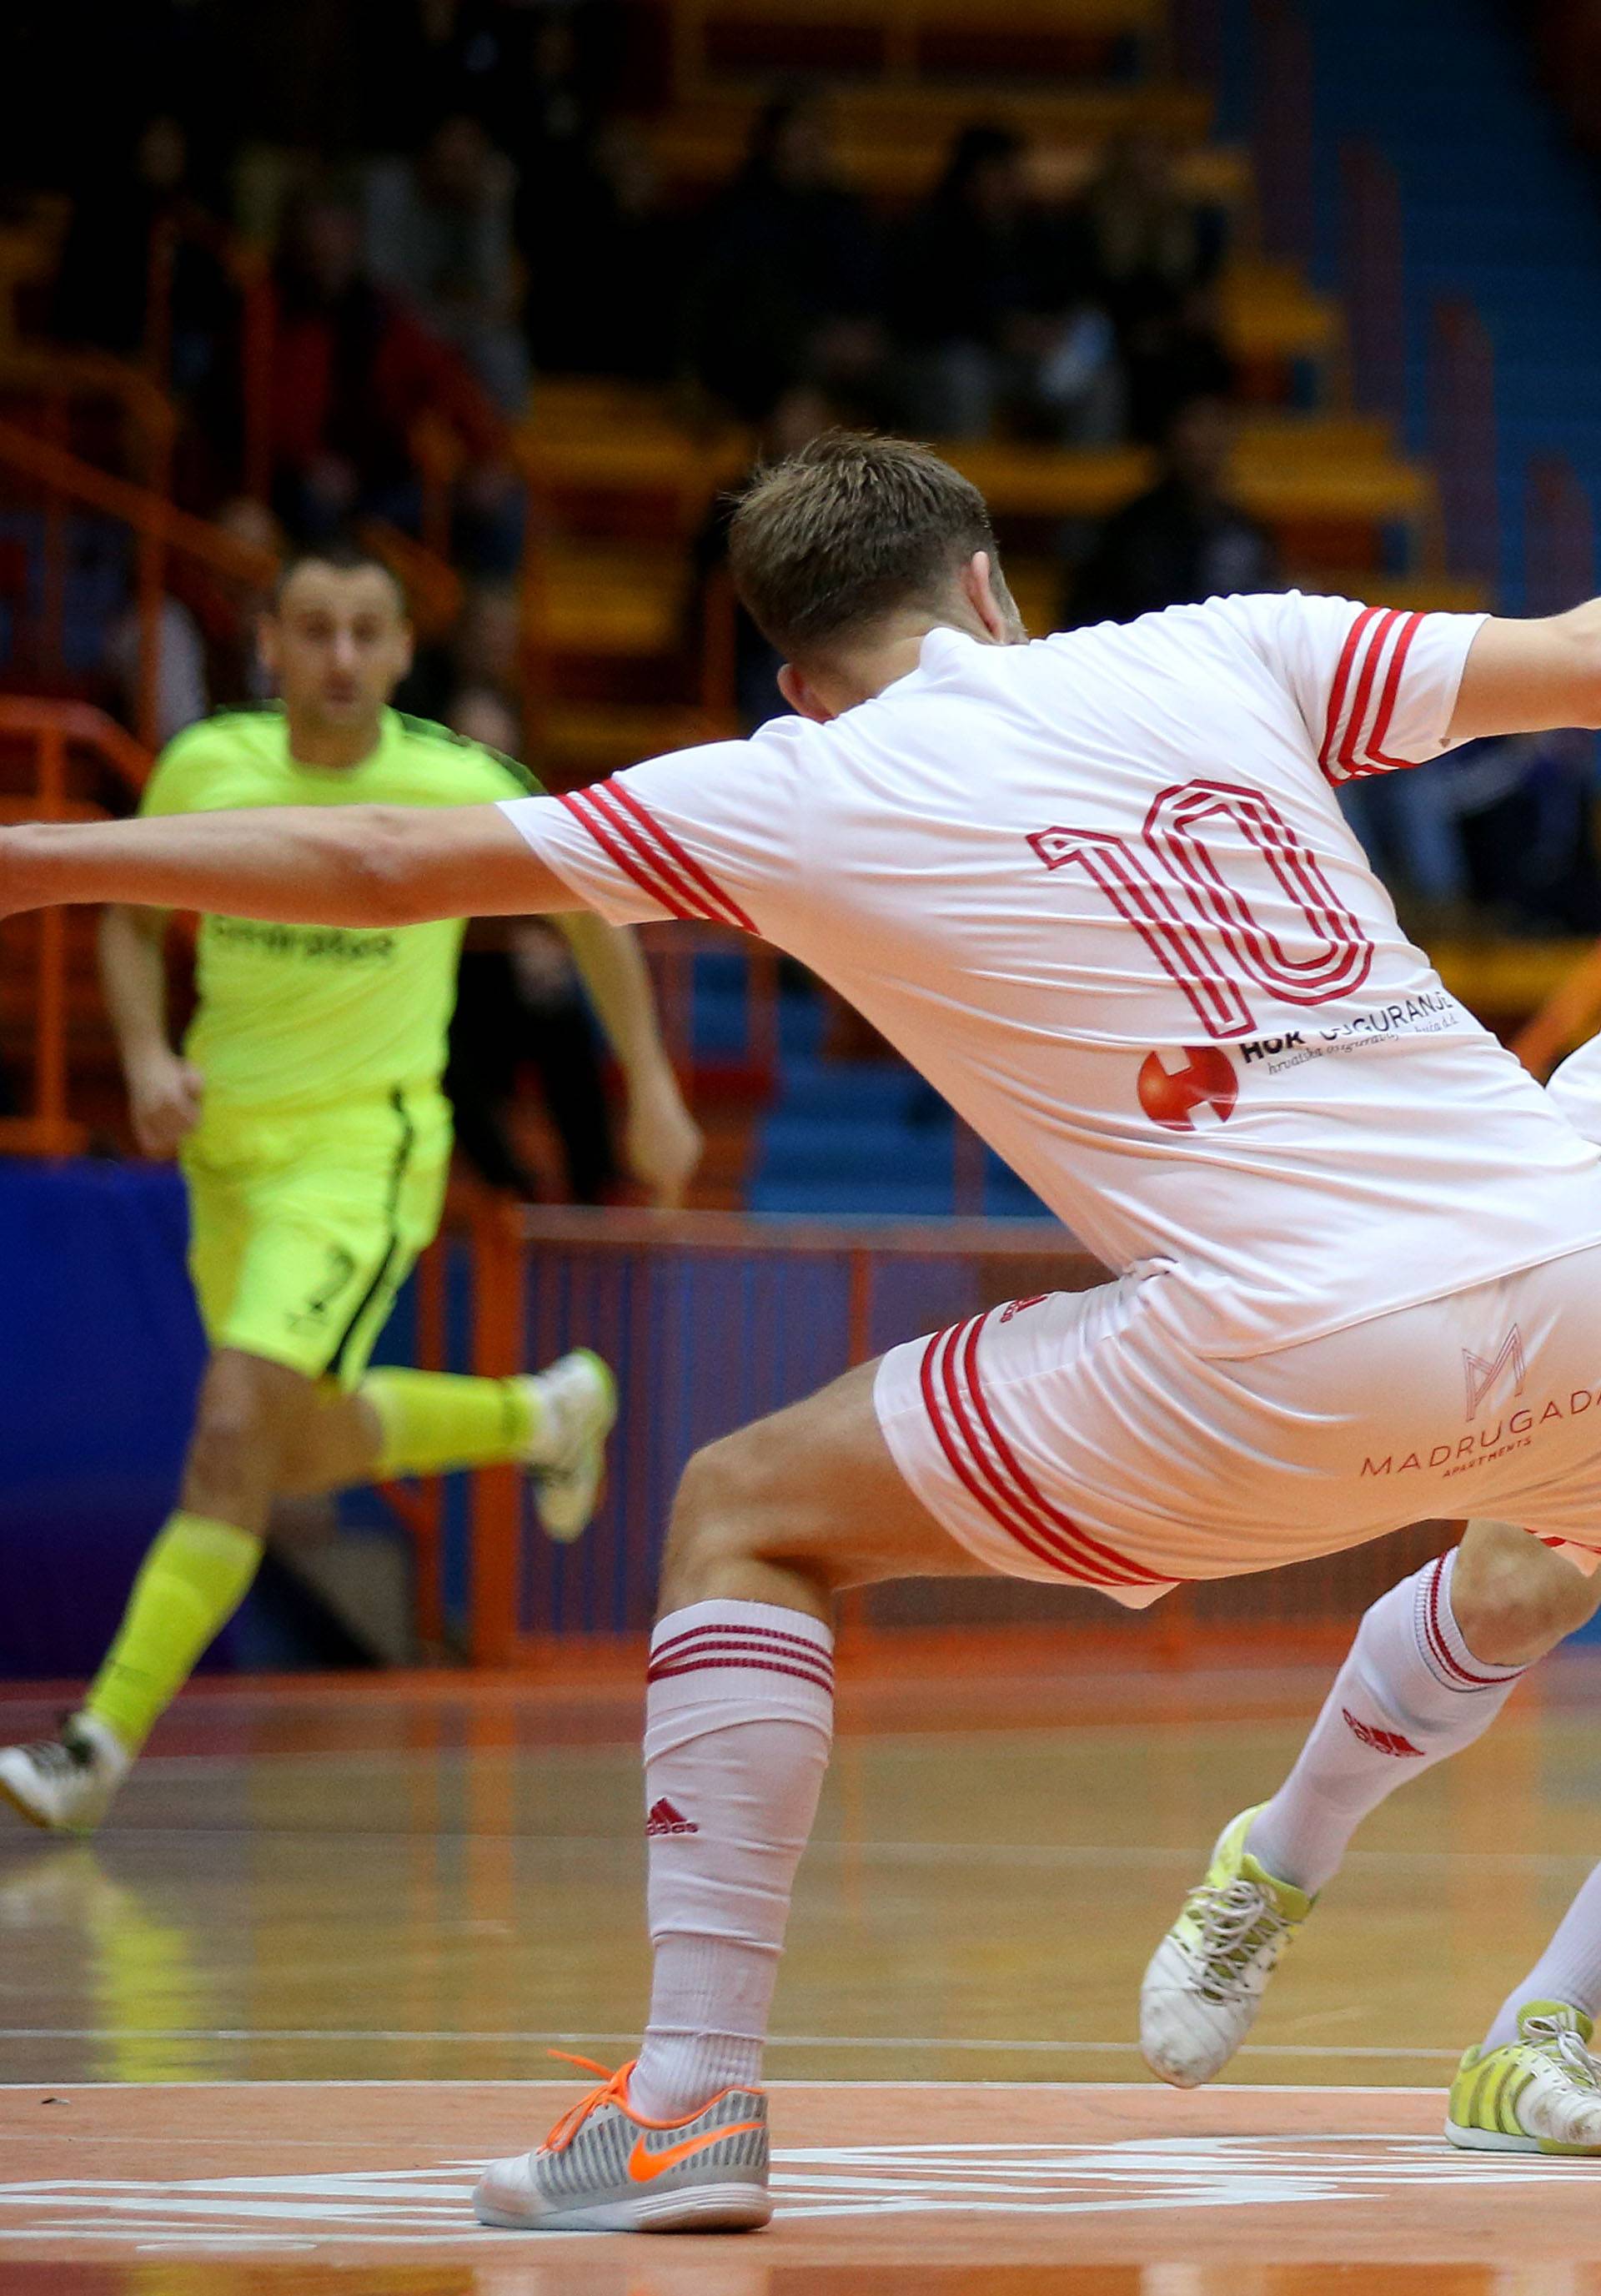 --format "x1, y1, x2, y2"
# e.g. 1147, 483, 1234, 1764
0, 544, 701, 1834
